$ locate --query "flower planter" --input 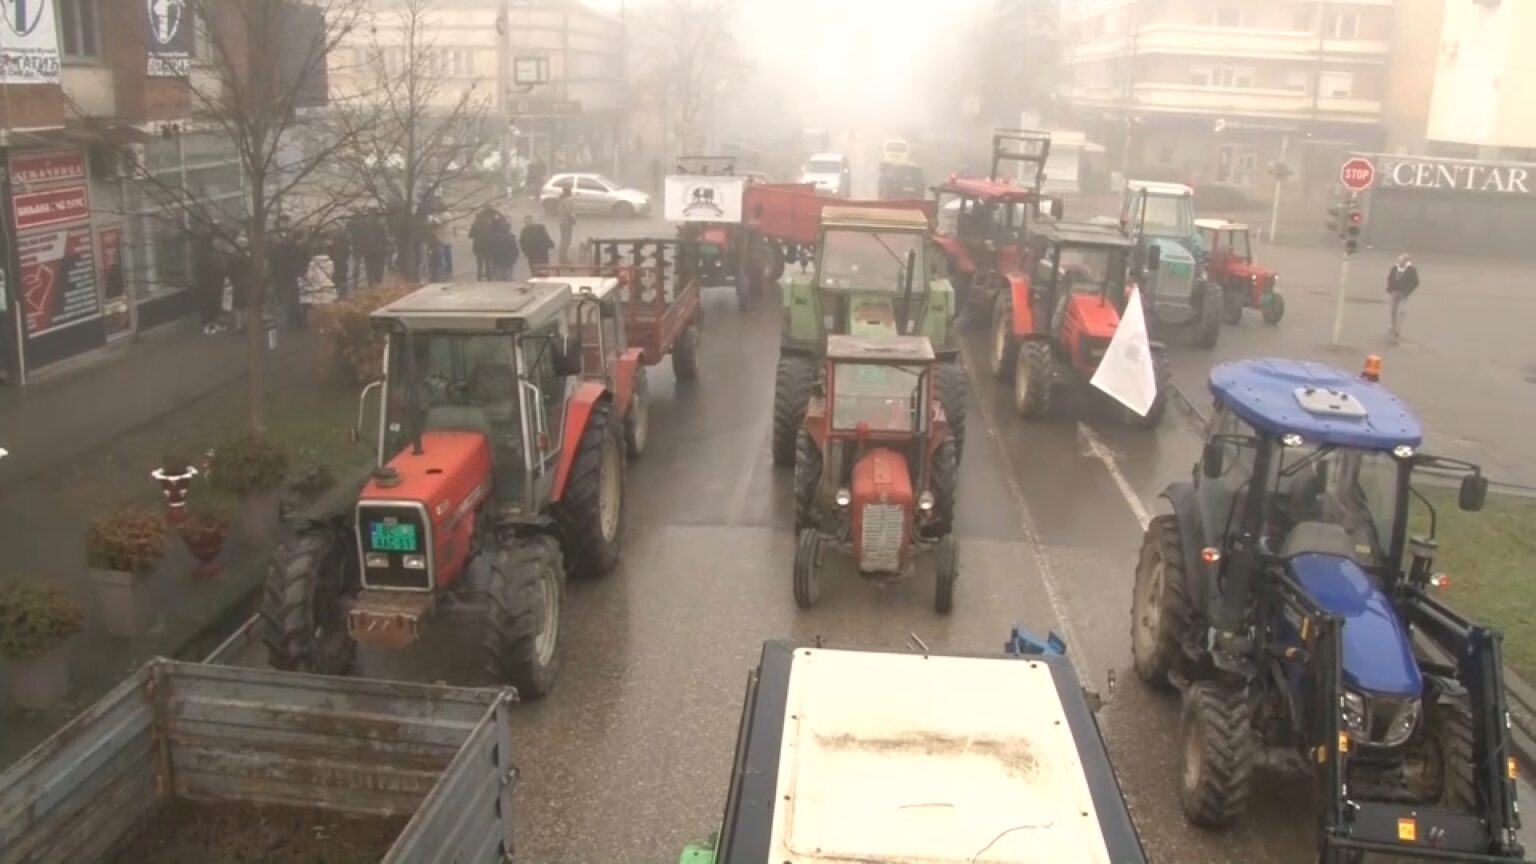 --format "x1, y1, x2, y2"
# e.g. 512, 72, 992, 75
89, 568, 156, 637
151, 467, 200, 525
181, 522, 228, 580
9, 642, 71, 710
